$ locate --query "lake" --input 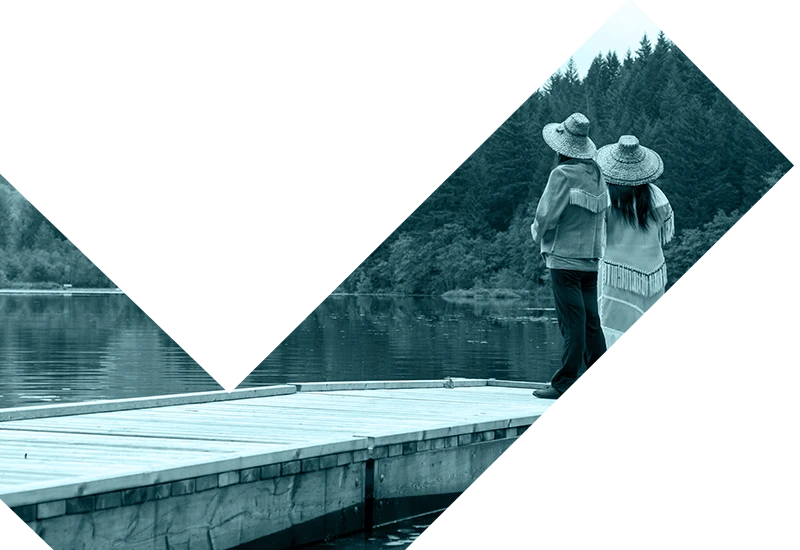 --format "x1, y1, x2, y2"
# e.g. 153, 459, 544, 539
1, 292, 560, 548
0, 293, 561, 409
304, 512, 794, 550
